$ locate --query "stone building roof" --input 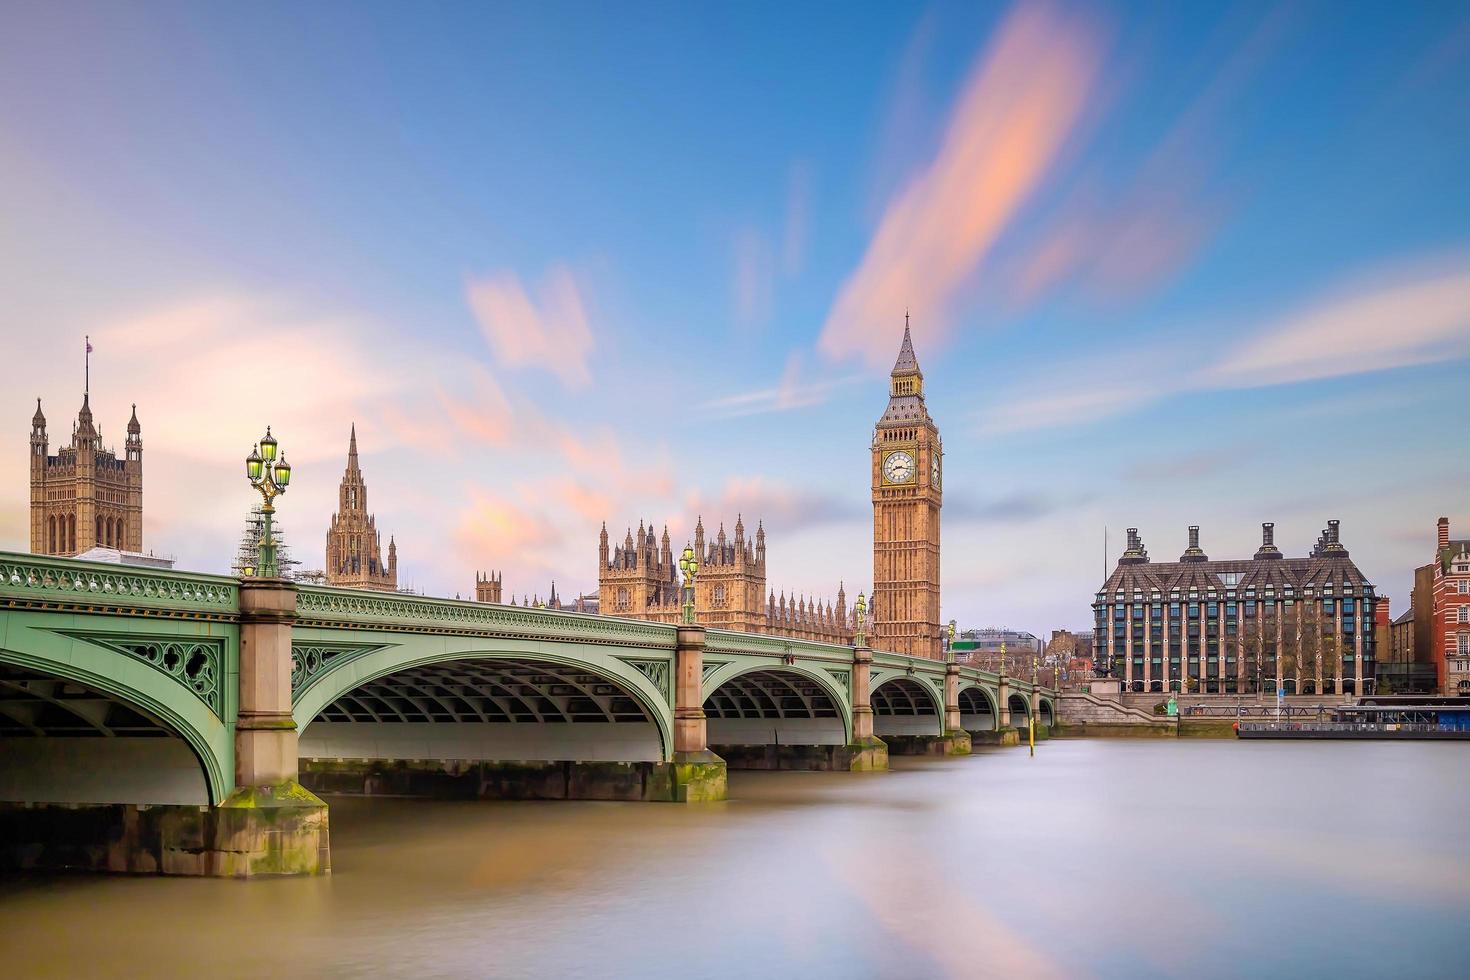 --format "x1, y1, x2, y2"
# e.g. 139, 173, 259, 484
1100, 521, 1374, 596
